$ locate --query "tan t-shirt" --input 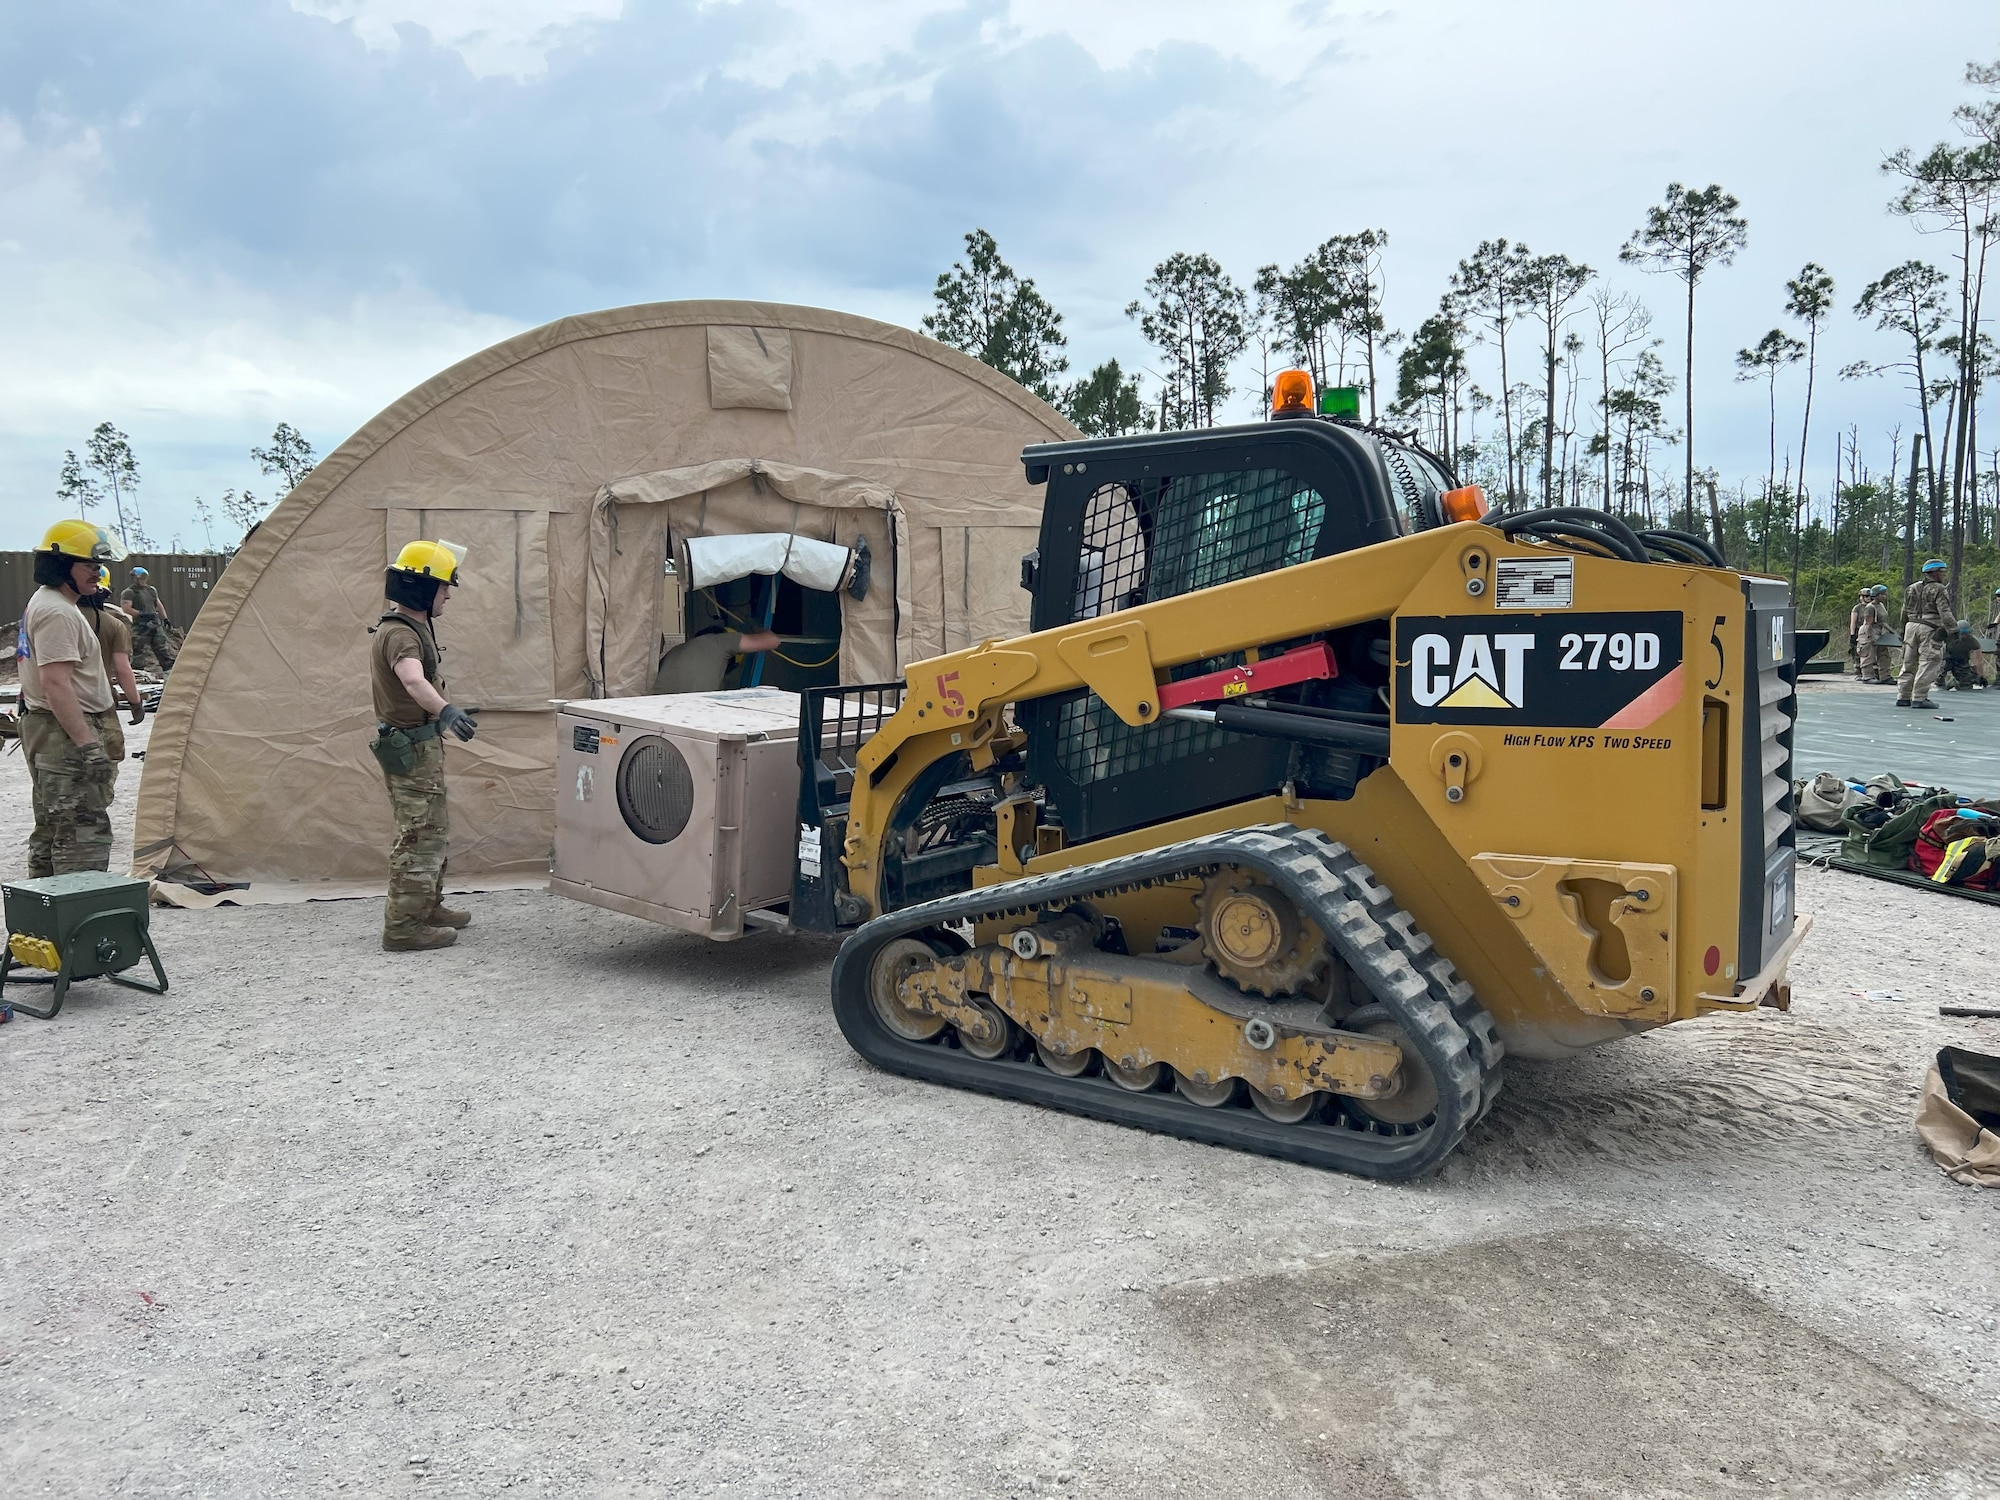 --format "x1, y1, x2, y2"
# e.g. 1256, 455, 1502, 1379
121, 582, 166, 619
19, 586, 115, 715
371, 612, 443, 729
86, 601, 132, 682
